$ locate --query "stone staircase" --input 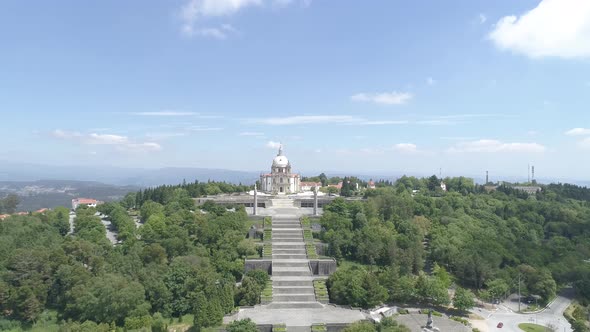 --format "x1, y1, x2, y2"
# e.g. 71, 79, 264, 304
271, 198, 295, 209
269, 217, 322, 309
